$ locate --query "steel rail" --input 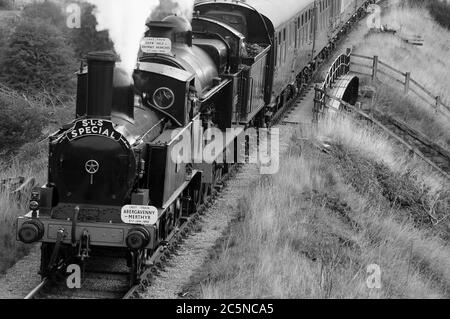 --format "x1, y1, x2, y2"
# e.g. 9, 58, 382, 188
24, 278, 49, 299
23, 1, 373, 300
314, 88, 450, 181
